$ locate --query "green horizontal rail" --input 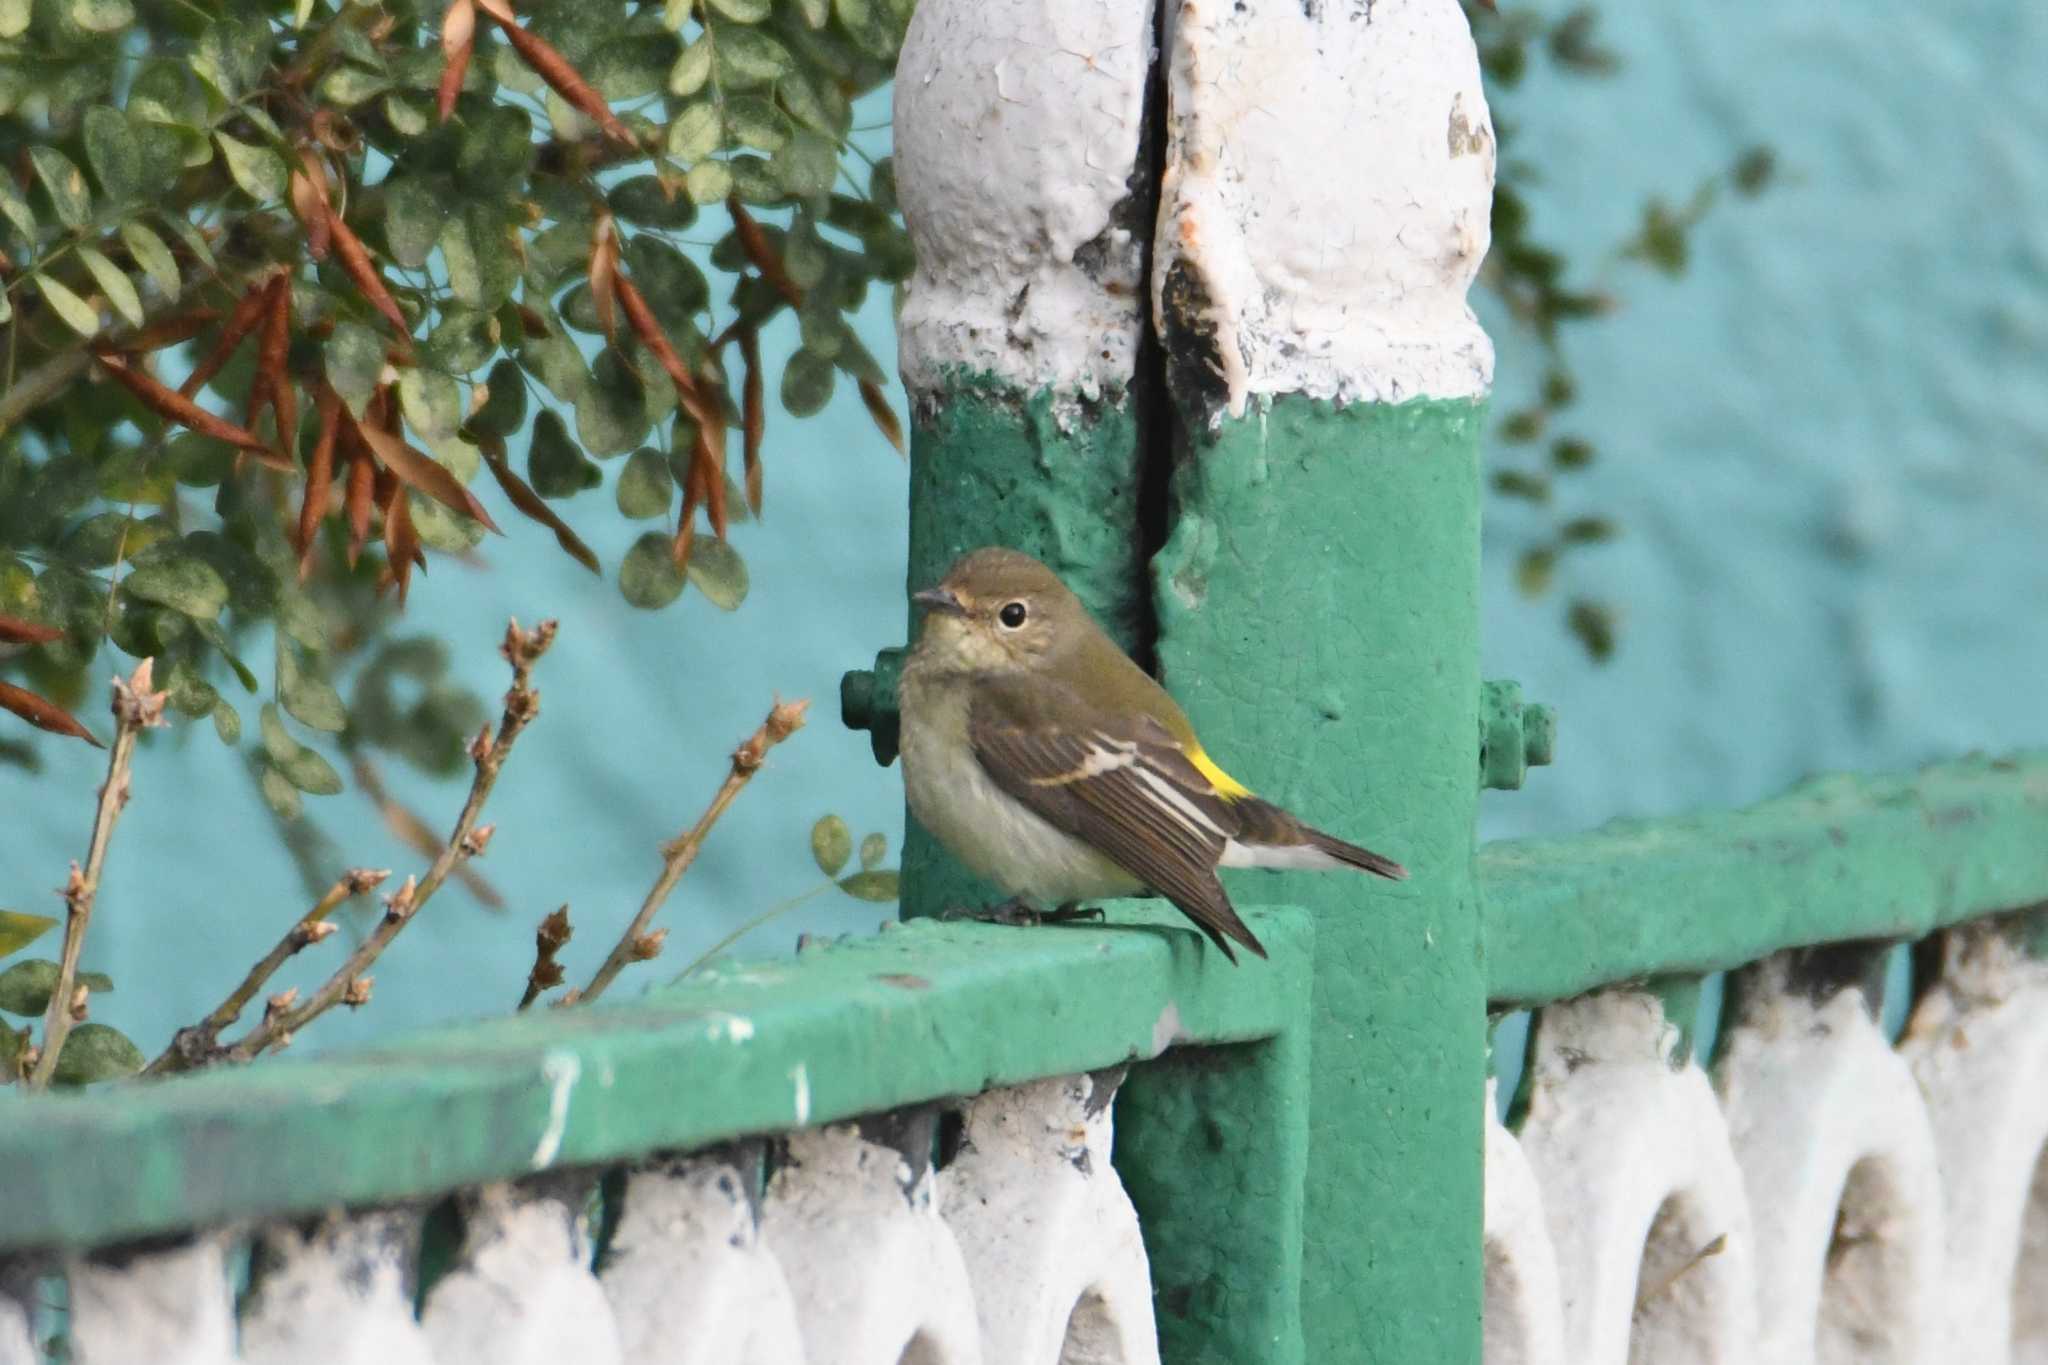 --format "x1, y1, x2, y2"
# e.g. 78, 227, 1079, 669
1482, 752, 2048, 1008
0, 903, 1311, 1254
